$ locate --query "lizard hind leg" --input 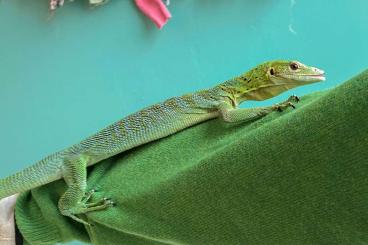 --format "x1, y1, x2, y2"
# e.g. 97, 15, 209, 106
58, 156, 114, 226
